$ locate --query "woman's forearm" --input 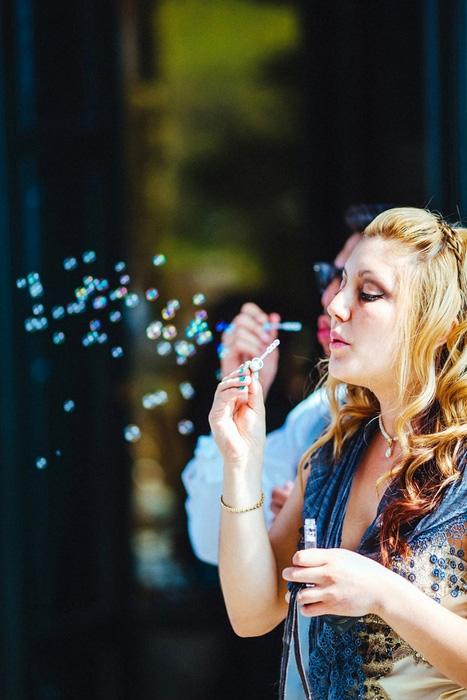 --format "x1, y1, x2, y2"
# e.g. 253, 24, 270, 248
218, 460, 287, 637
